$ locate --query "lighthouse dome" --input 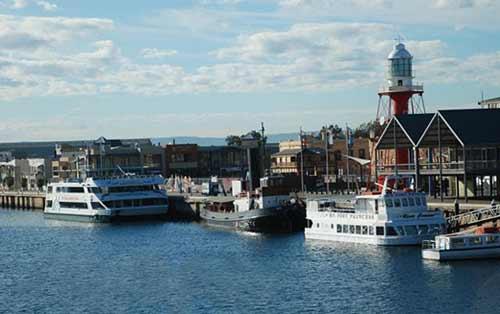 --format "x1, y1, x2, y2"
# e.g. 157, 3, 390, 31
388, 43, 412, 59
